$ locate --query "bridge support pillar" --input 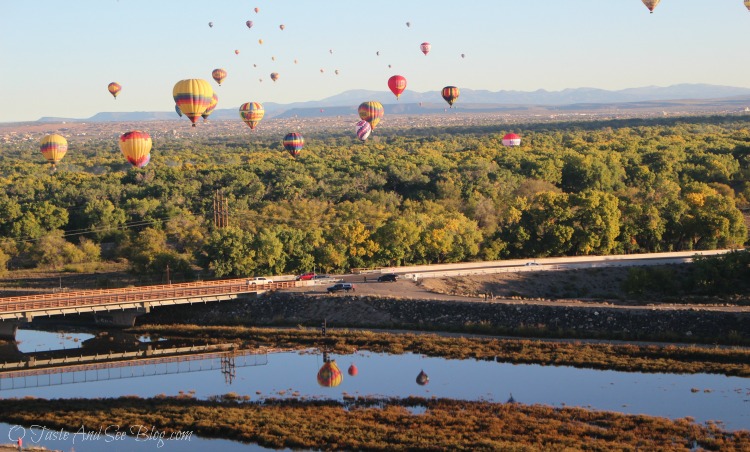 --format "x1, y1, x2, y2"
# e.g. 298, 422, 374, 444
94, 308, 147, 328
0, 321, 19, 340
